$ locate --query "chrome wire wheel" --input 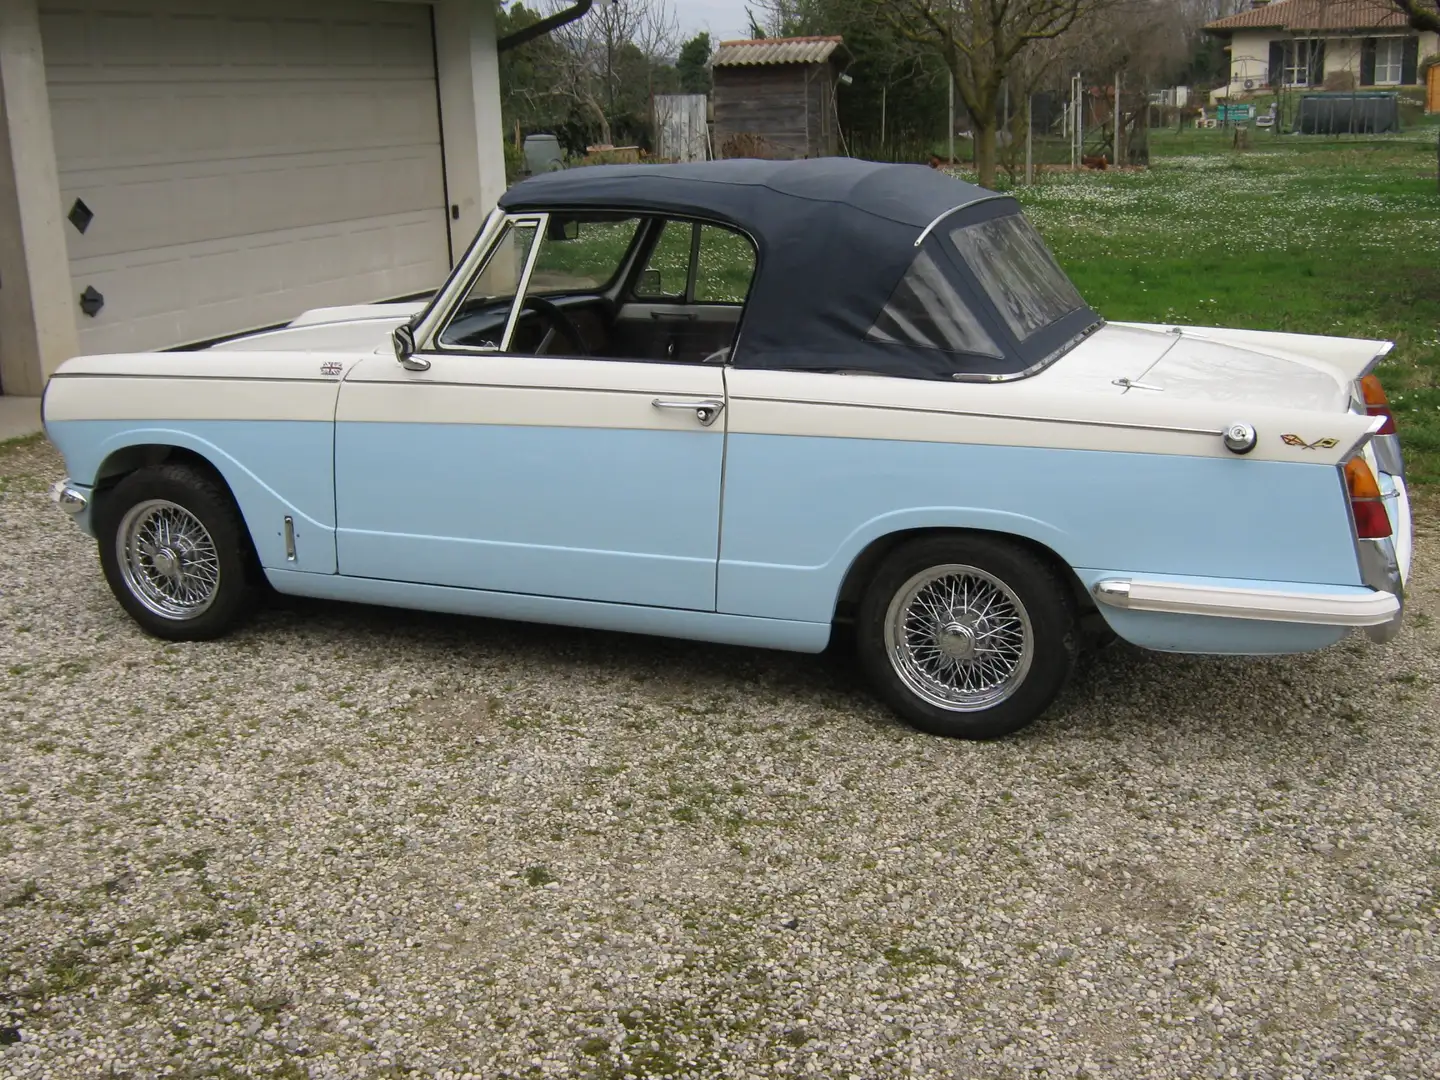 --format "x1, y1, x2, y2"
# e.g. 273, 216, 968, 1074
882, 563, 1034, 713
115, 499, 222, 620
